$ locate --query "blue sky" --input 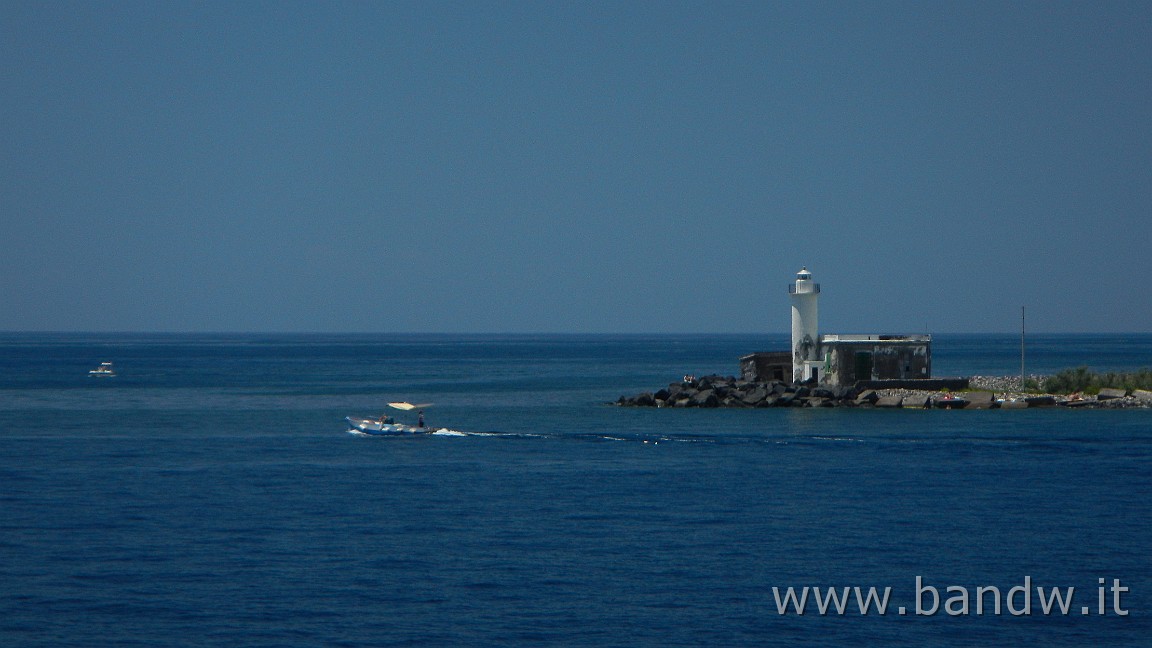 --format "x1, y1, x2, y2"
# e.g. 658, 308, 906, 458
3, 1, 1149, 333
